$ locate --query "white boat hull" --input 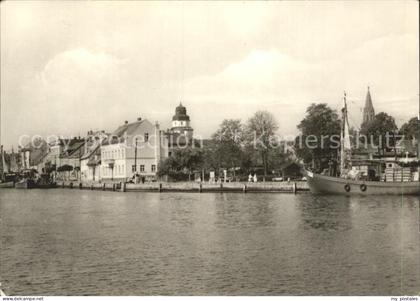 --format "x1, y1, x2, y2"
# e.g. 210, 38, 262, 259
306, 171, 420, 195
